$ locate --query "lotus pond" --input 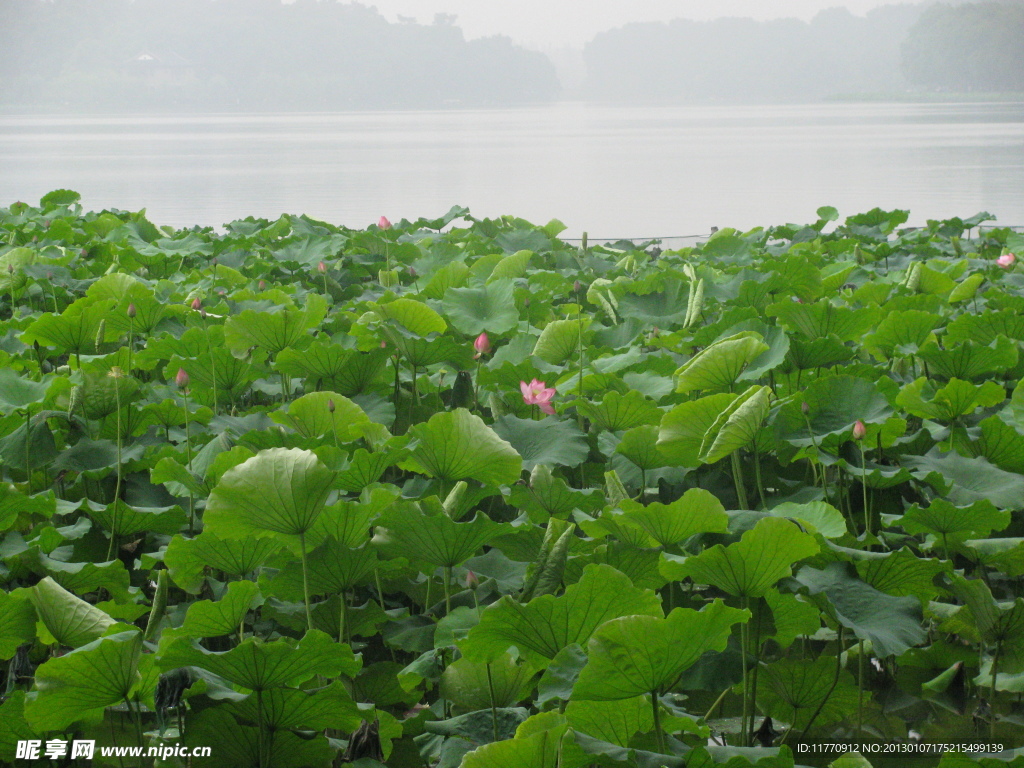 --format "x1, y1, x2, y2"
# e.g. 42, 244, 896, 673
2, 191, 1024, 768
